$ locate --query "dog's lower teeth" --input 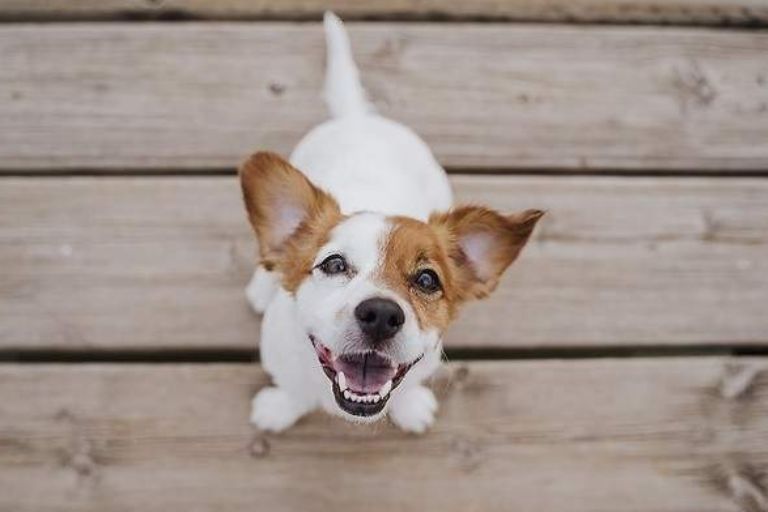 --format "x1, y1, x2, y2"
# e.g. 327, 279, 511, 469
338, 378, 391, 405
342, 390, 380, 403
